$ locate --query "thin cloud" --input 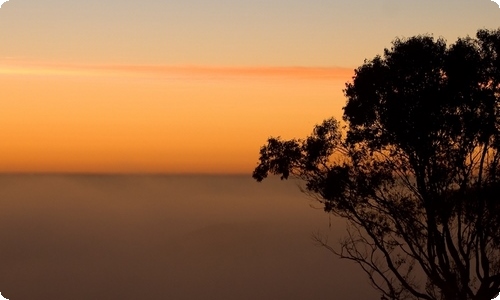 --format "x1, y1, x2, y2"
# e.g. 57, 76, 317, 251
0, 60, 354, 81
97, 65, 354, 81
